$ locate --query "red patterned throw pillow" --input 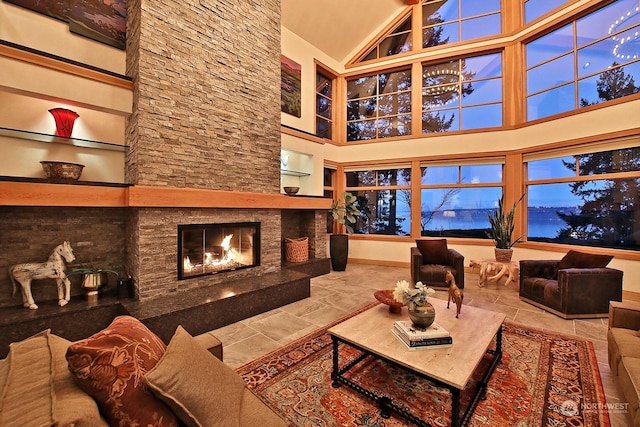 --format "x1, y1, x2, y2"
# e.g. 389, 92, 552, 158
65, 316, 179, 427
